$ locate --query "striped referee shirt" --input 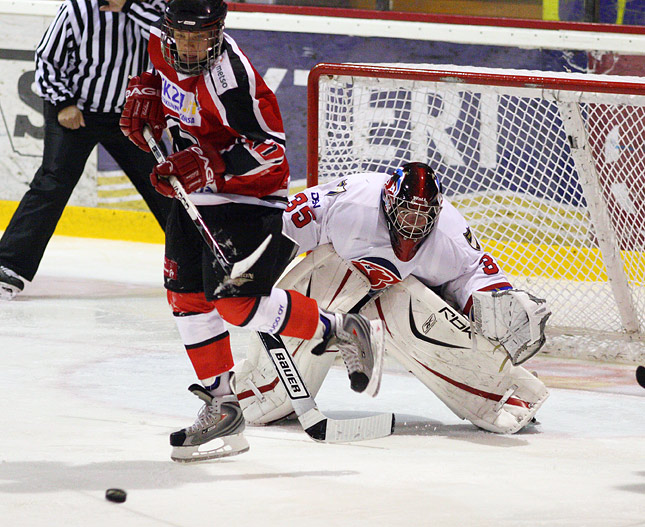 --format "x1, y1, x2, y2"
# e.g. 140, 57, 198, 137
35, 0, 165, 114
